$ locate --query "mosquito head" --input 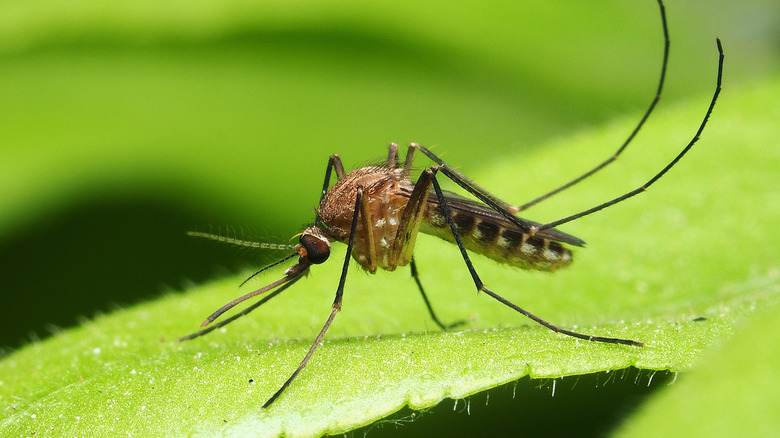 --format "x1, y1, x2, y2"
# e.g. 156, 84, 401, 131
297, 226, 331, 265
